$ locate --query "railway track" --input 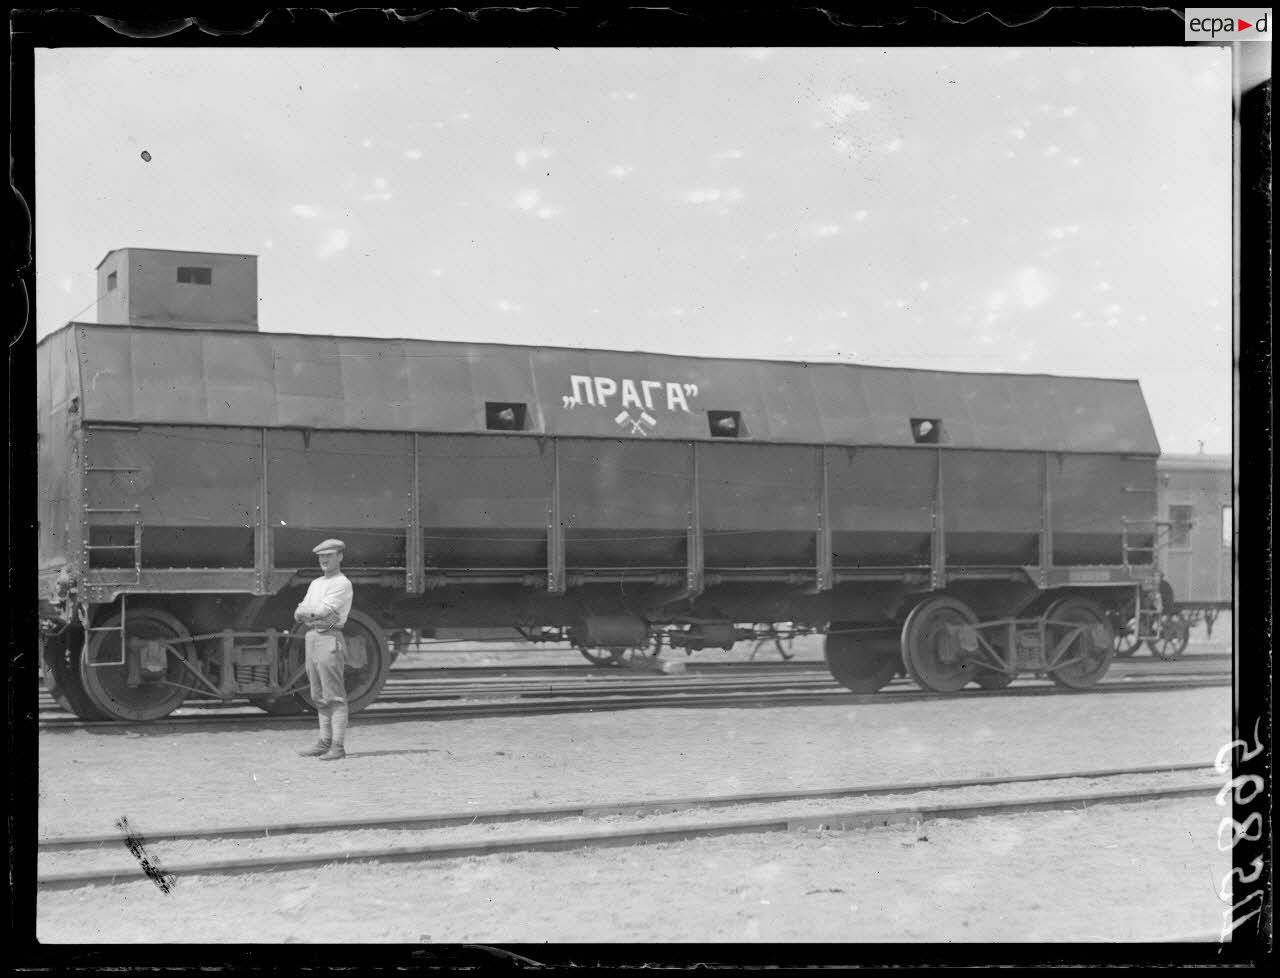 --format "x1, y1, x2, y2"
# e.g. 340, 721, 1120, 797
40, 662, 1227, 711
38, 672, 1231, 731
37, 762, 1219, 890
384, 651, 1230, 683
